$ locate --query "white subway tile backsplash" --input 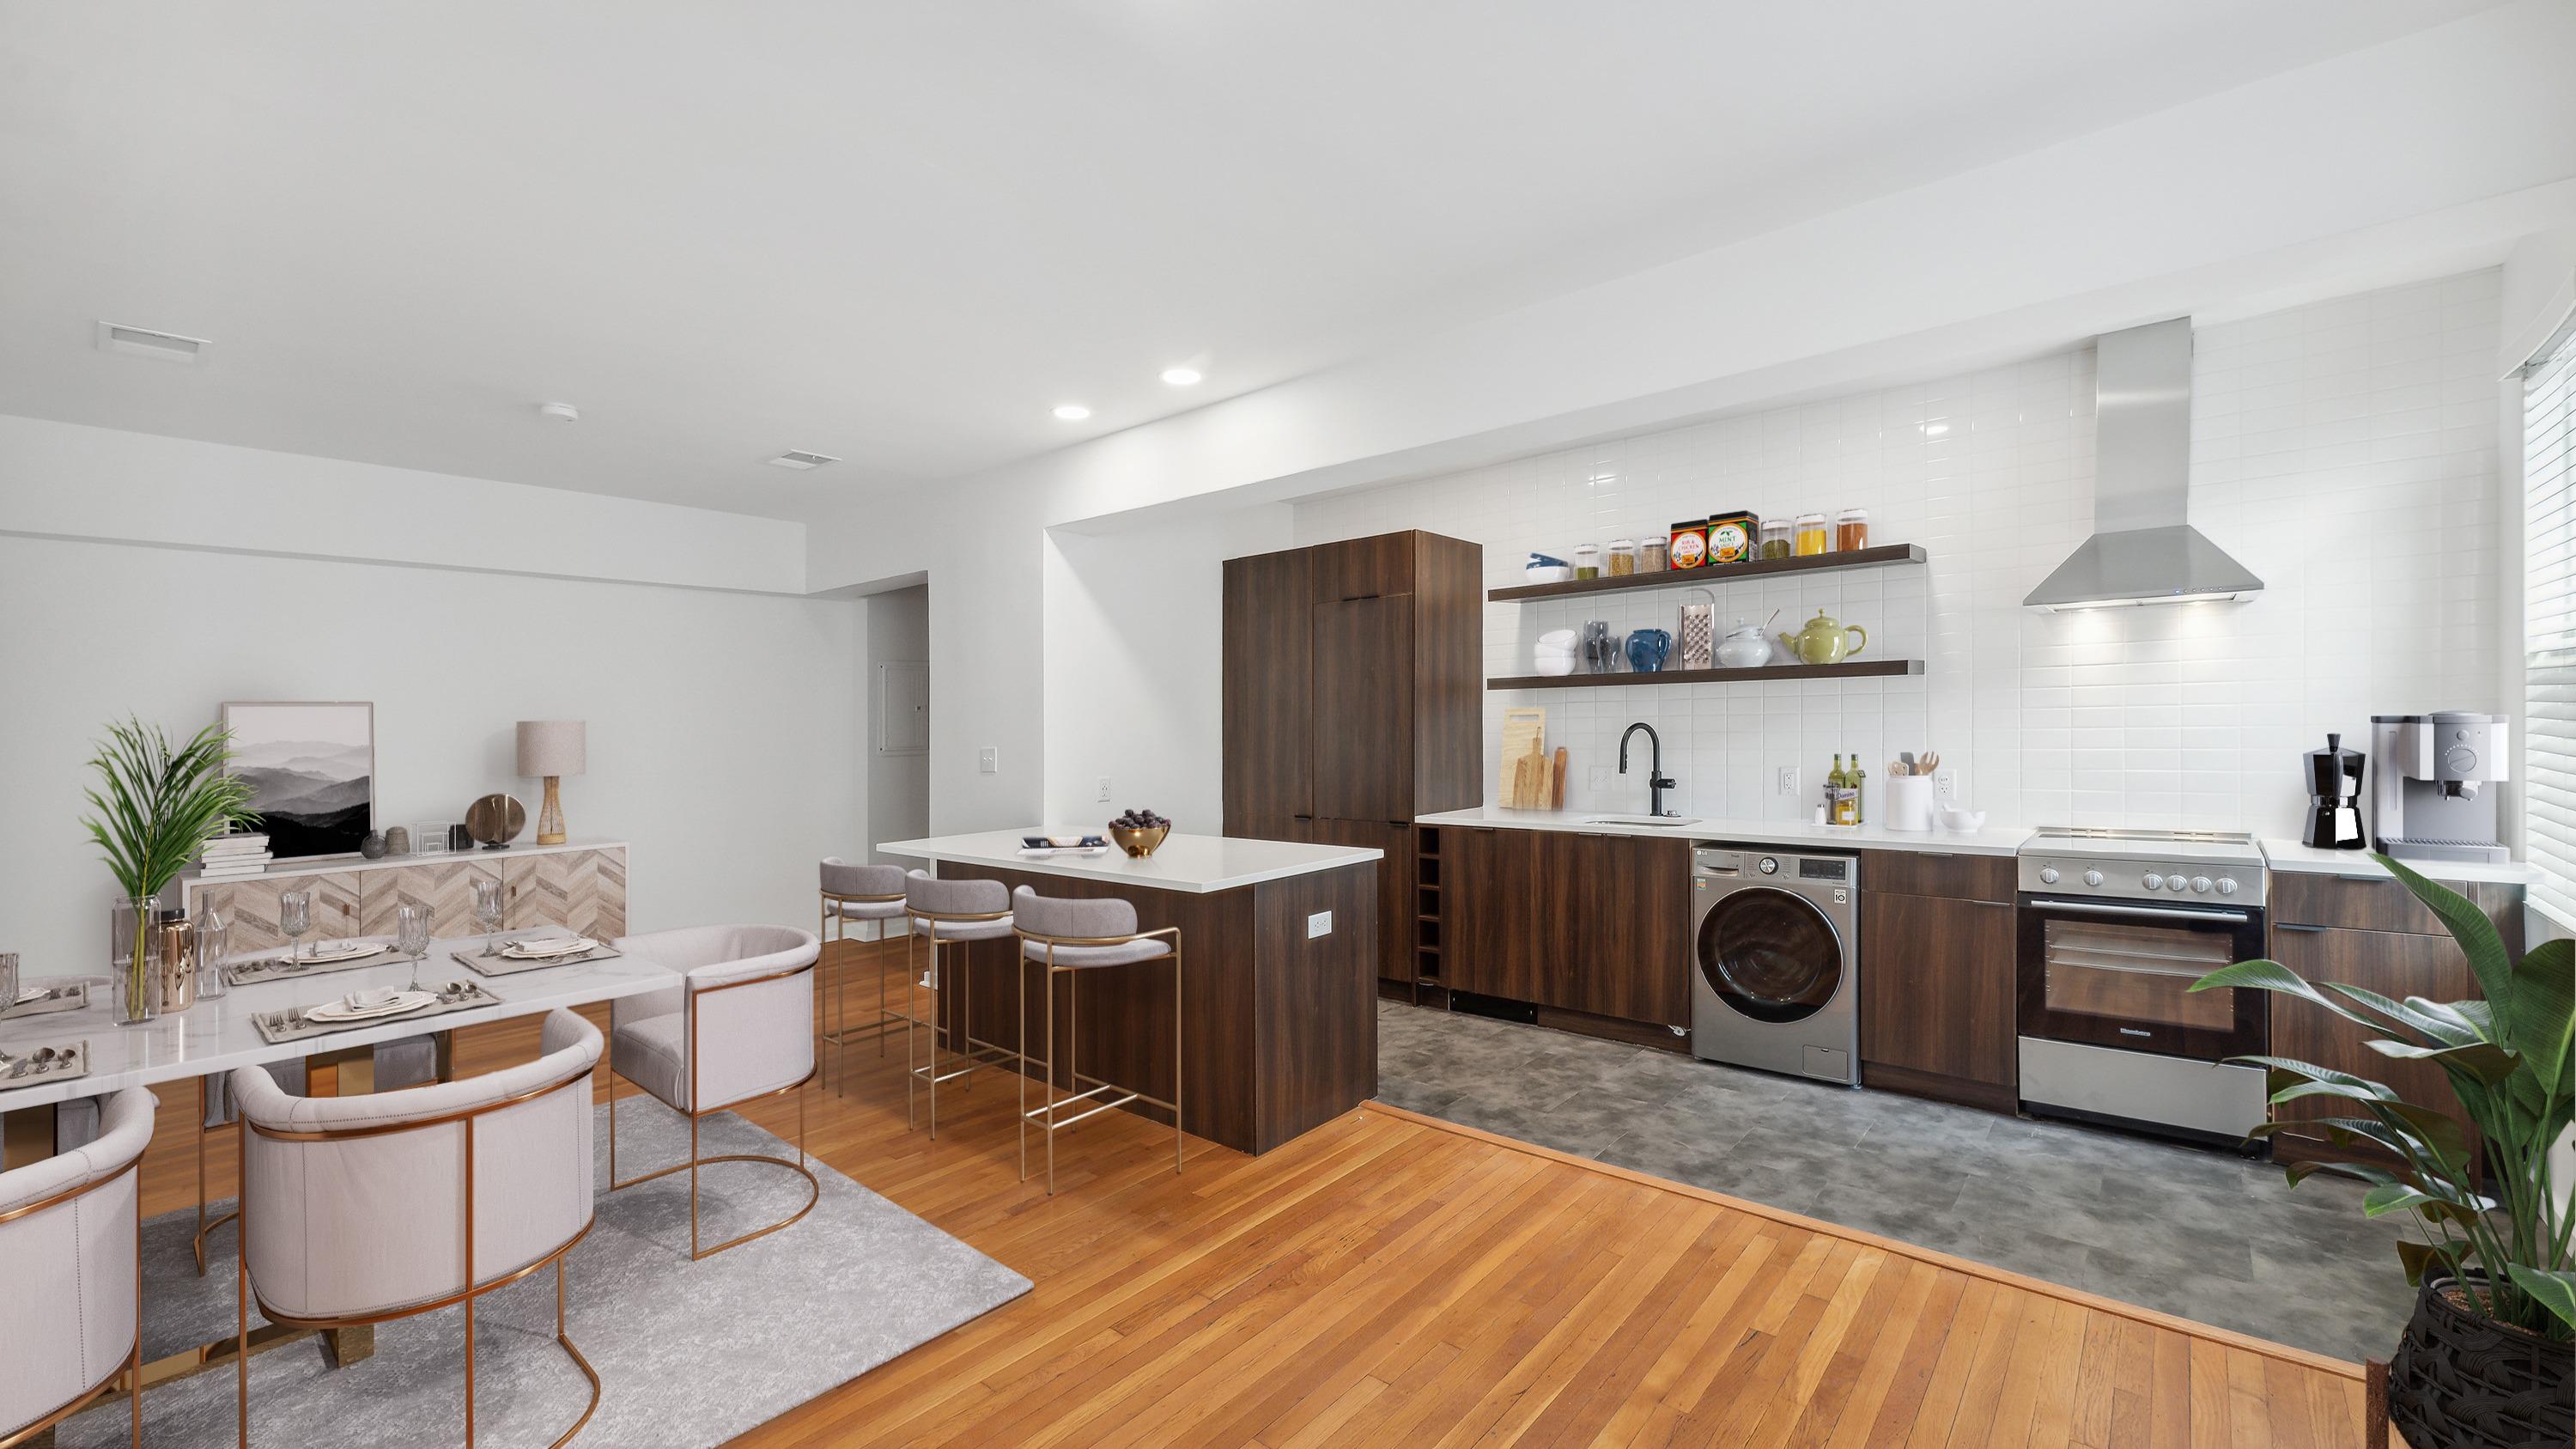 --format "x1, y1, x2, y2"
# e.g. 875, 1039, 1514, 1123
1289, 271, 2504, 837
